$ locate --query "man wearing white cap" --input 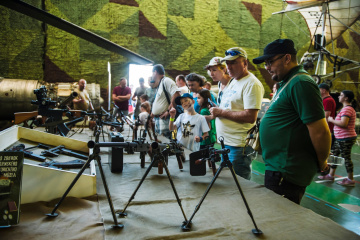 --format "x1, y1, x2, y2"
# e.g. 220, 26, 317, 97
209, 47, 264, 180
